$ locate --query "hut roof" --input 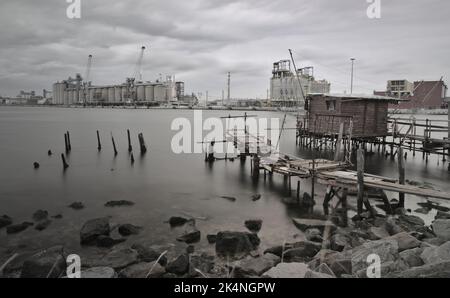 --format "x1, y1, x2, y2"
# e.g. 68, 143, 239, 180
308, 93, 408, 103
